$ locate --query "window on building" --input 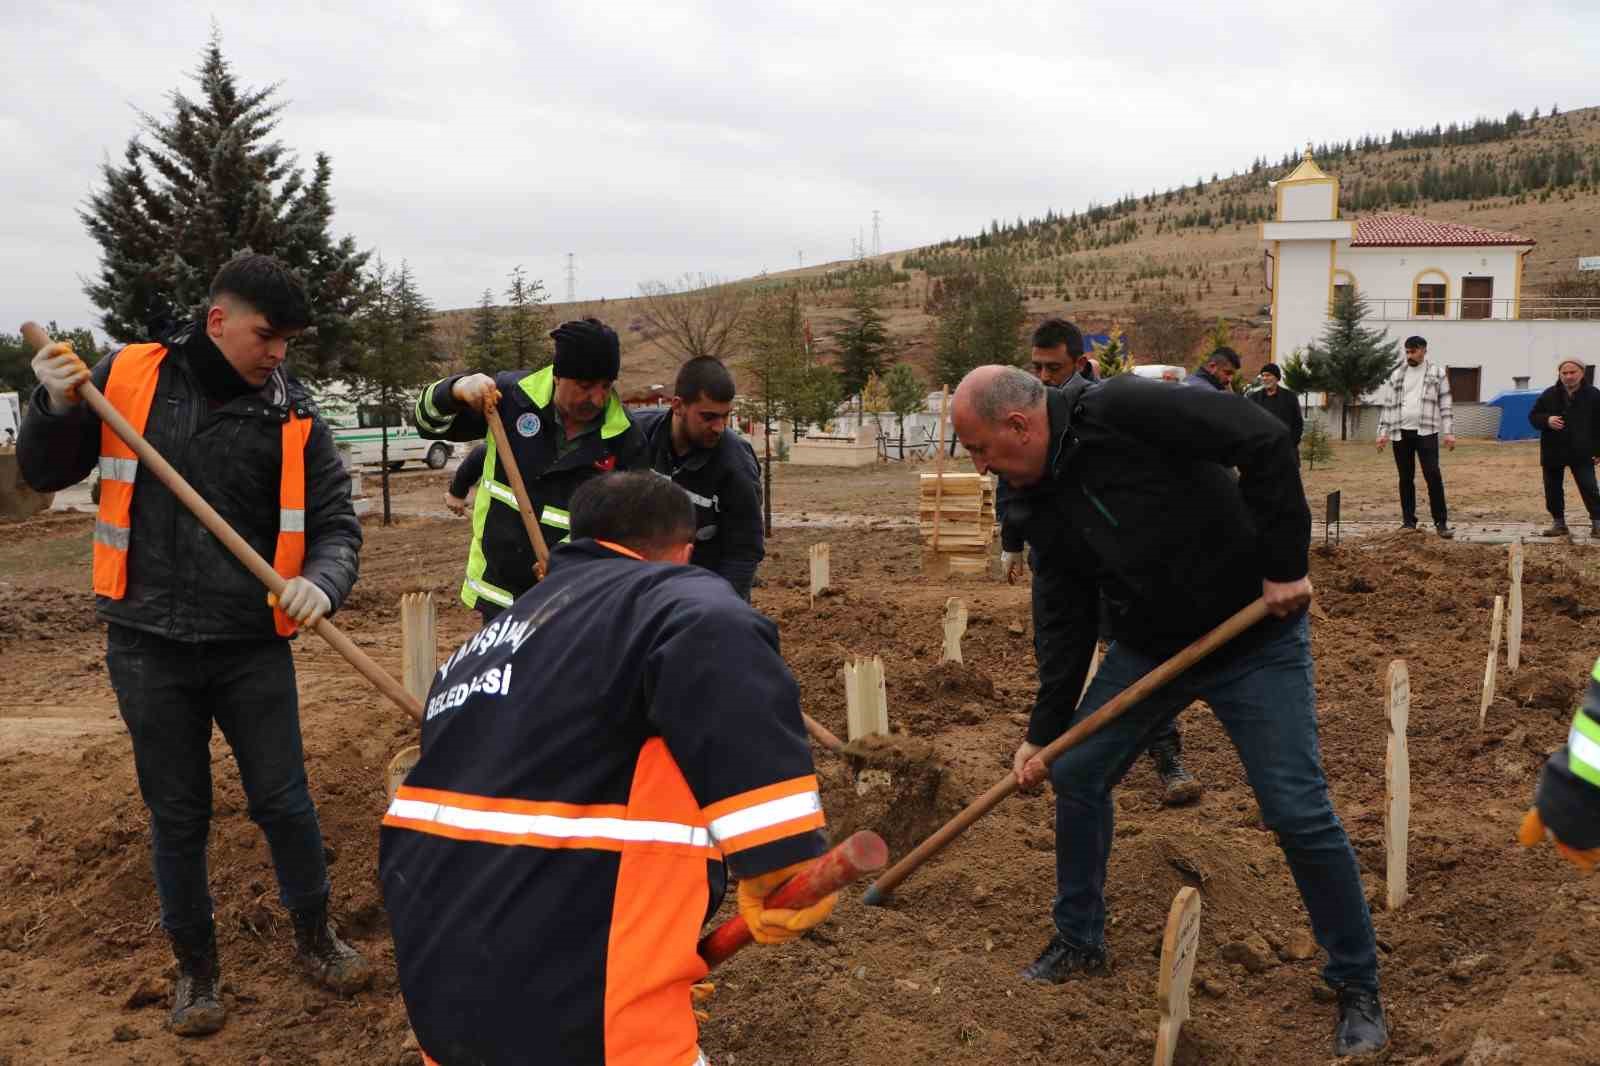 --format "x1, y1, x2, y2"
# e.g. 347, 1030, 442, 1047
1415, 283, 1446, 316
1446, 367, 1481, 403
357, 405, 407, 429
